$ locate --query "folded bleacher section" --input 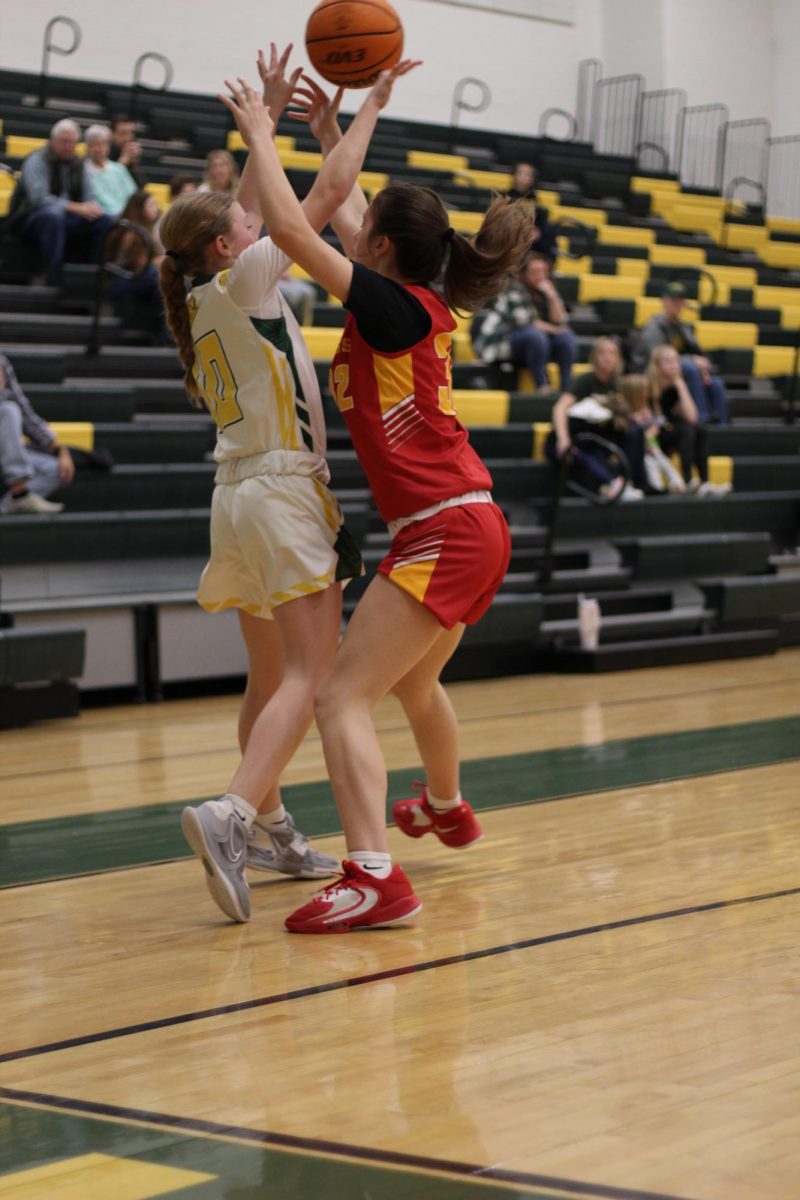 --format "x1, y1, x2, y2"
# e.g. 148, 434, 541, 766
1, 68, 799, 716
